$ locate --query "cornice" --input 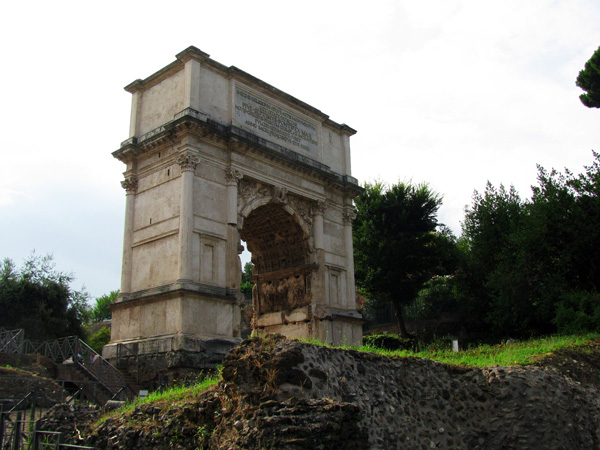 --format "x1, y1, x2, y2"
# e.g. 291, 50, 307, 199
124, 59, 184, 93
113, 109, 362, 196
